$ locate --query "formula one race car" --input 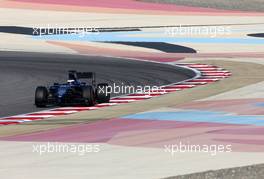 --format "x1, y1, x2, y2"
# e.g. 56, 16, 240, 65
35, 71, 110, 107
